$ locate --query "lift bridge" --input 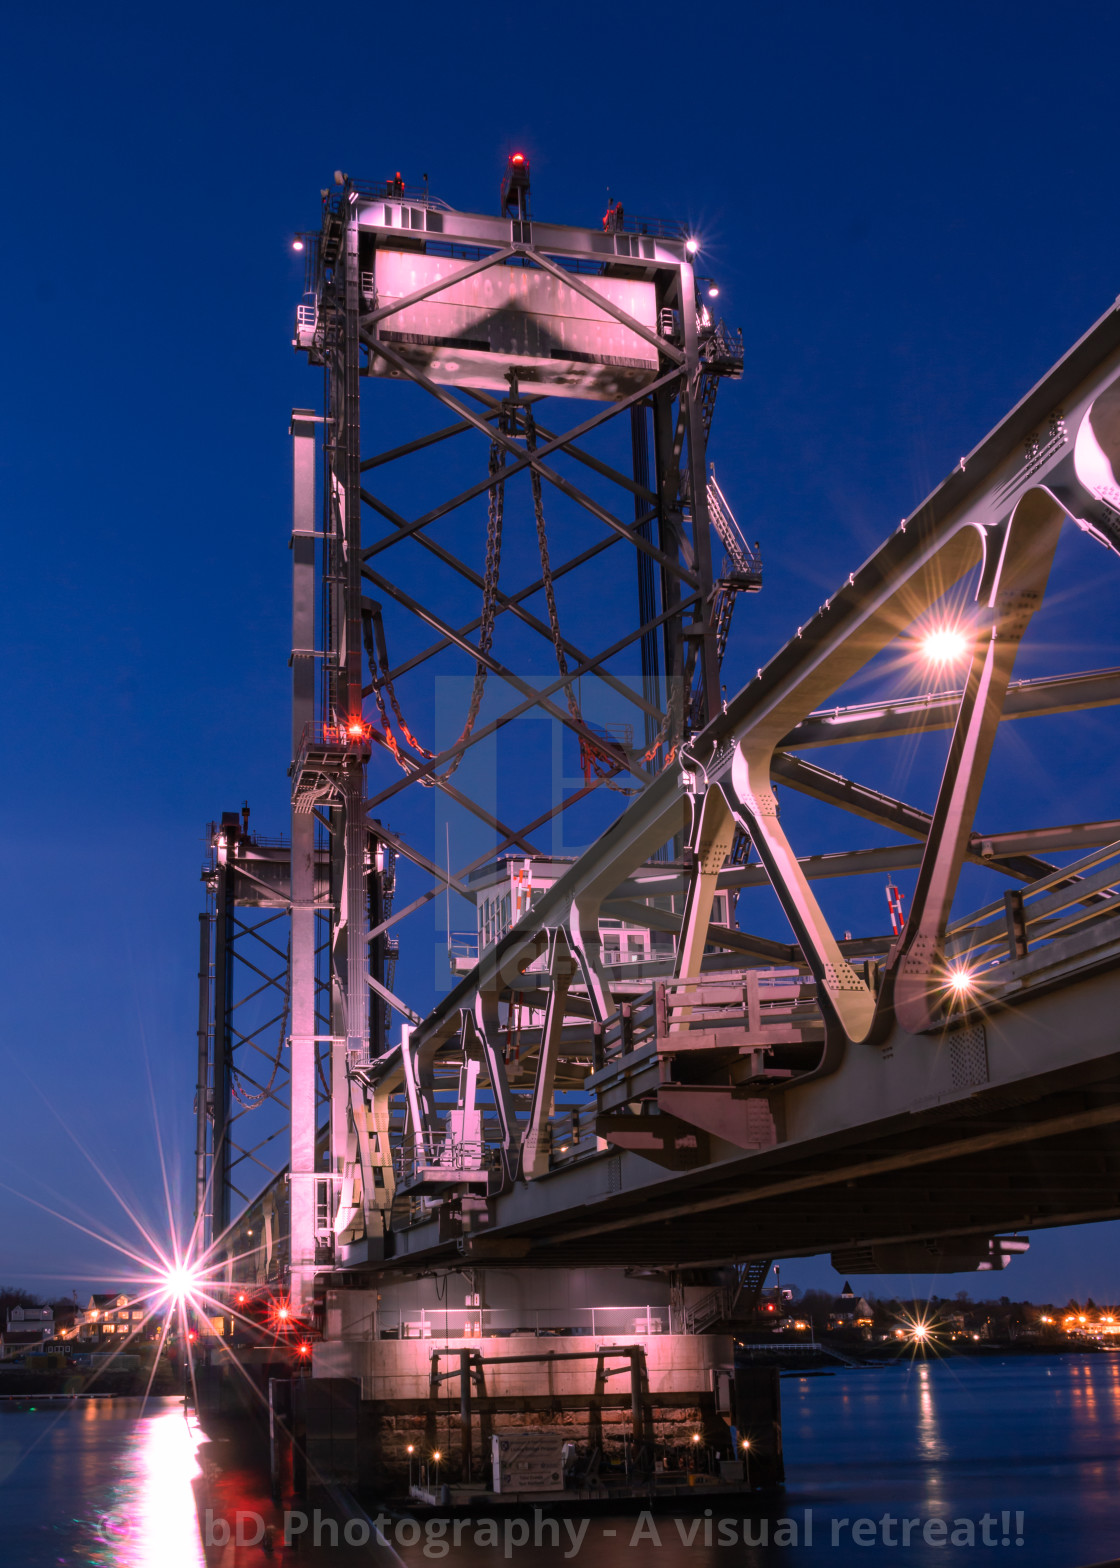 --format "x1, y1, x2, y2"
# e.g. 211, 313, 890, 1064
197, 160, 1120, 1322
